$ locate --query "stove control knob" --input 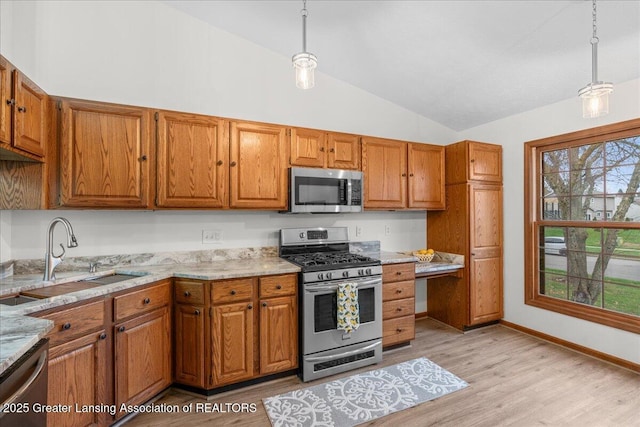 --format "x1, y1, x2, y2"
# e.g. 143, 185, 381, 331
342, 271, 349, 278
326, 272, 333, 280
365, 268, 372, 275
299, 232, 305, 239
317, 273, 324, 280
358, 269, 364, 276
